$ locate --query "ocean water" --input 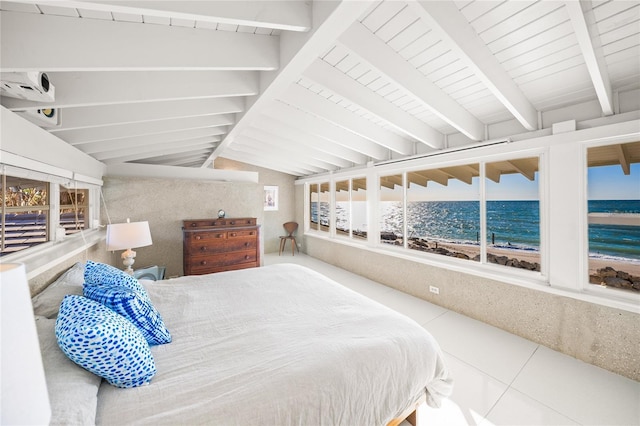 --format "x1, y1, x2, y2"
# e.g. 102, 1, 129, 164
318, 199, 640, 261
588, 200, 640, 261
